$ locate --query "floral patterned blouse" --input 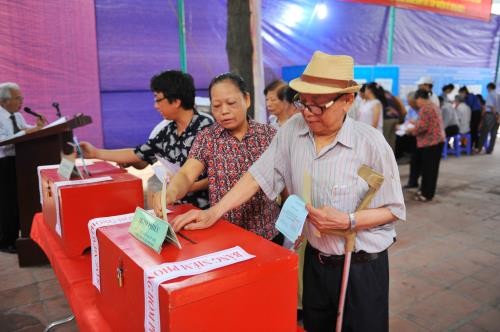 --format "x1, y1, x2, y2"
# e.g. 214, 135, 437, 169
134, 111, 213, 208
189, 120, 279, 240
414, 102, 445, 148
